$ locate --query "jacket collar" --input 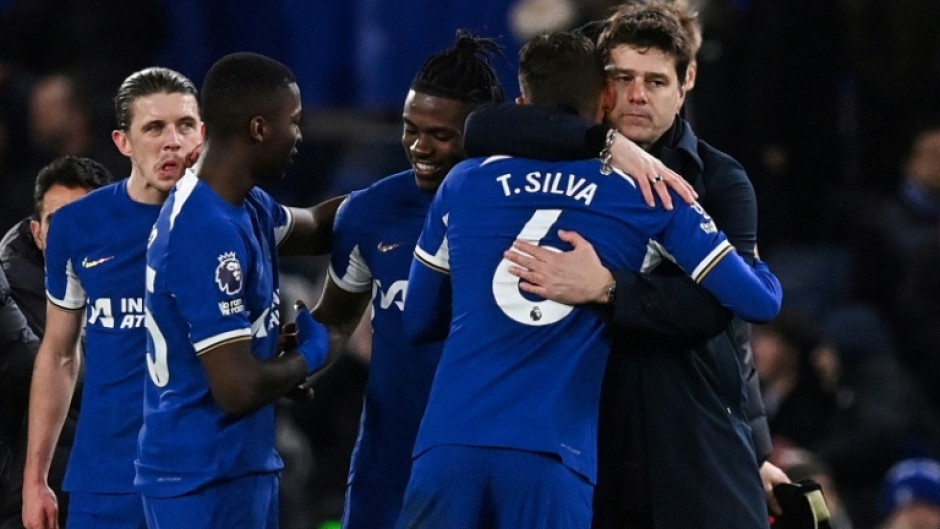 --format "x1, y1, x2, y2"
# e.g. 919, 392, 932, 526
649, 116, 704, 172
